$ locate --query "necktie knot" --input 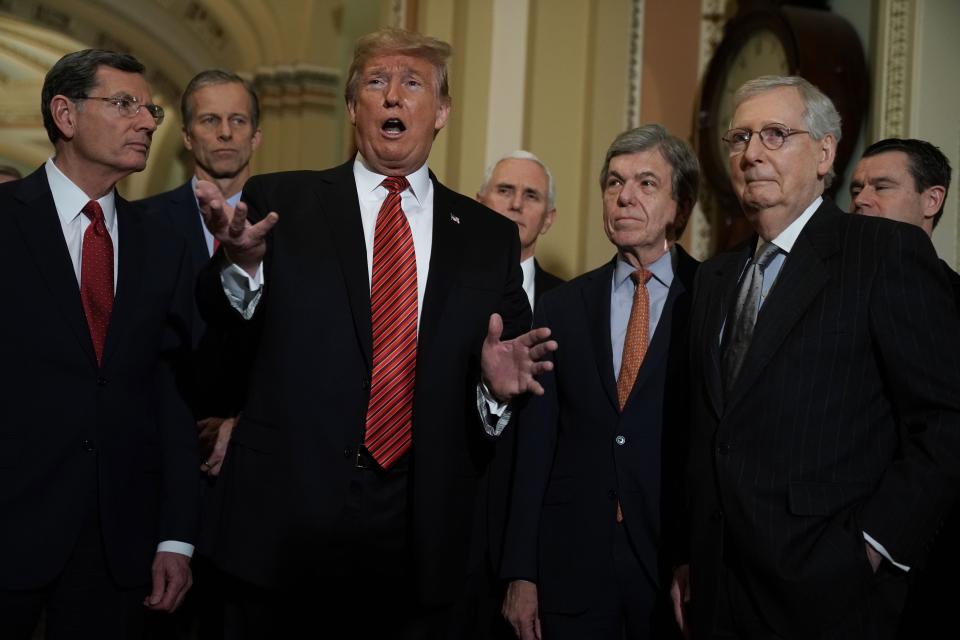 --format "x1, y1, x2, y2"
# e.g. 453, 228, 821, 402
754, 242, 779, 270
630, 268, 653, 286
382, 176, 409, 195
82, 200, 107, 236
